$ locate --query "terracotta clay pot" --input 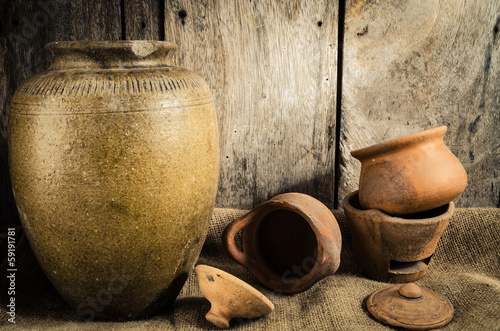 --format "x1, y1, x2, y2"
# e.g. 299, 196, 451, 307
222, 193, 341, 294
342, 191, 453, 283
195, 265, 274, 329
8, 41, 219, 320
366, 283, 454, 330
351, 126, 467, 215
